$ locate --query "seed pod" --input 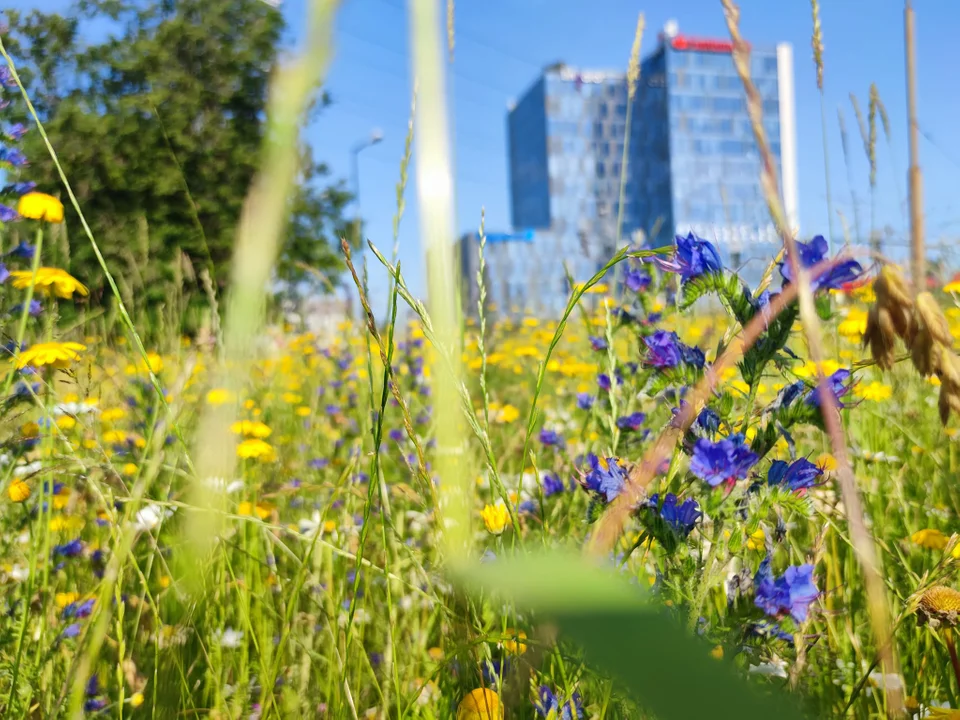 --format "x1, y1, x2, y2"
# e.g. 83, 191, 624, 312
863, 305, 898, 369
915, 292, 952, 347
918, 585, 960, 627
874, 266, 916, 341
911, 325, 939, 377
